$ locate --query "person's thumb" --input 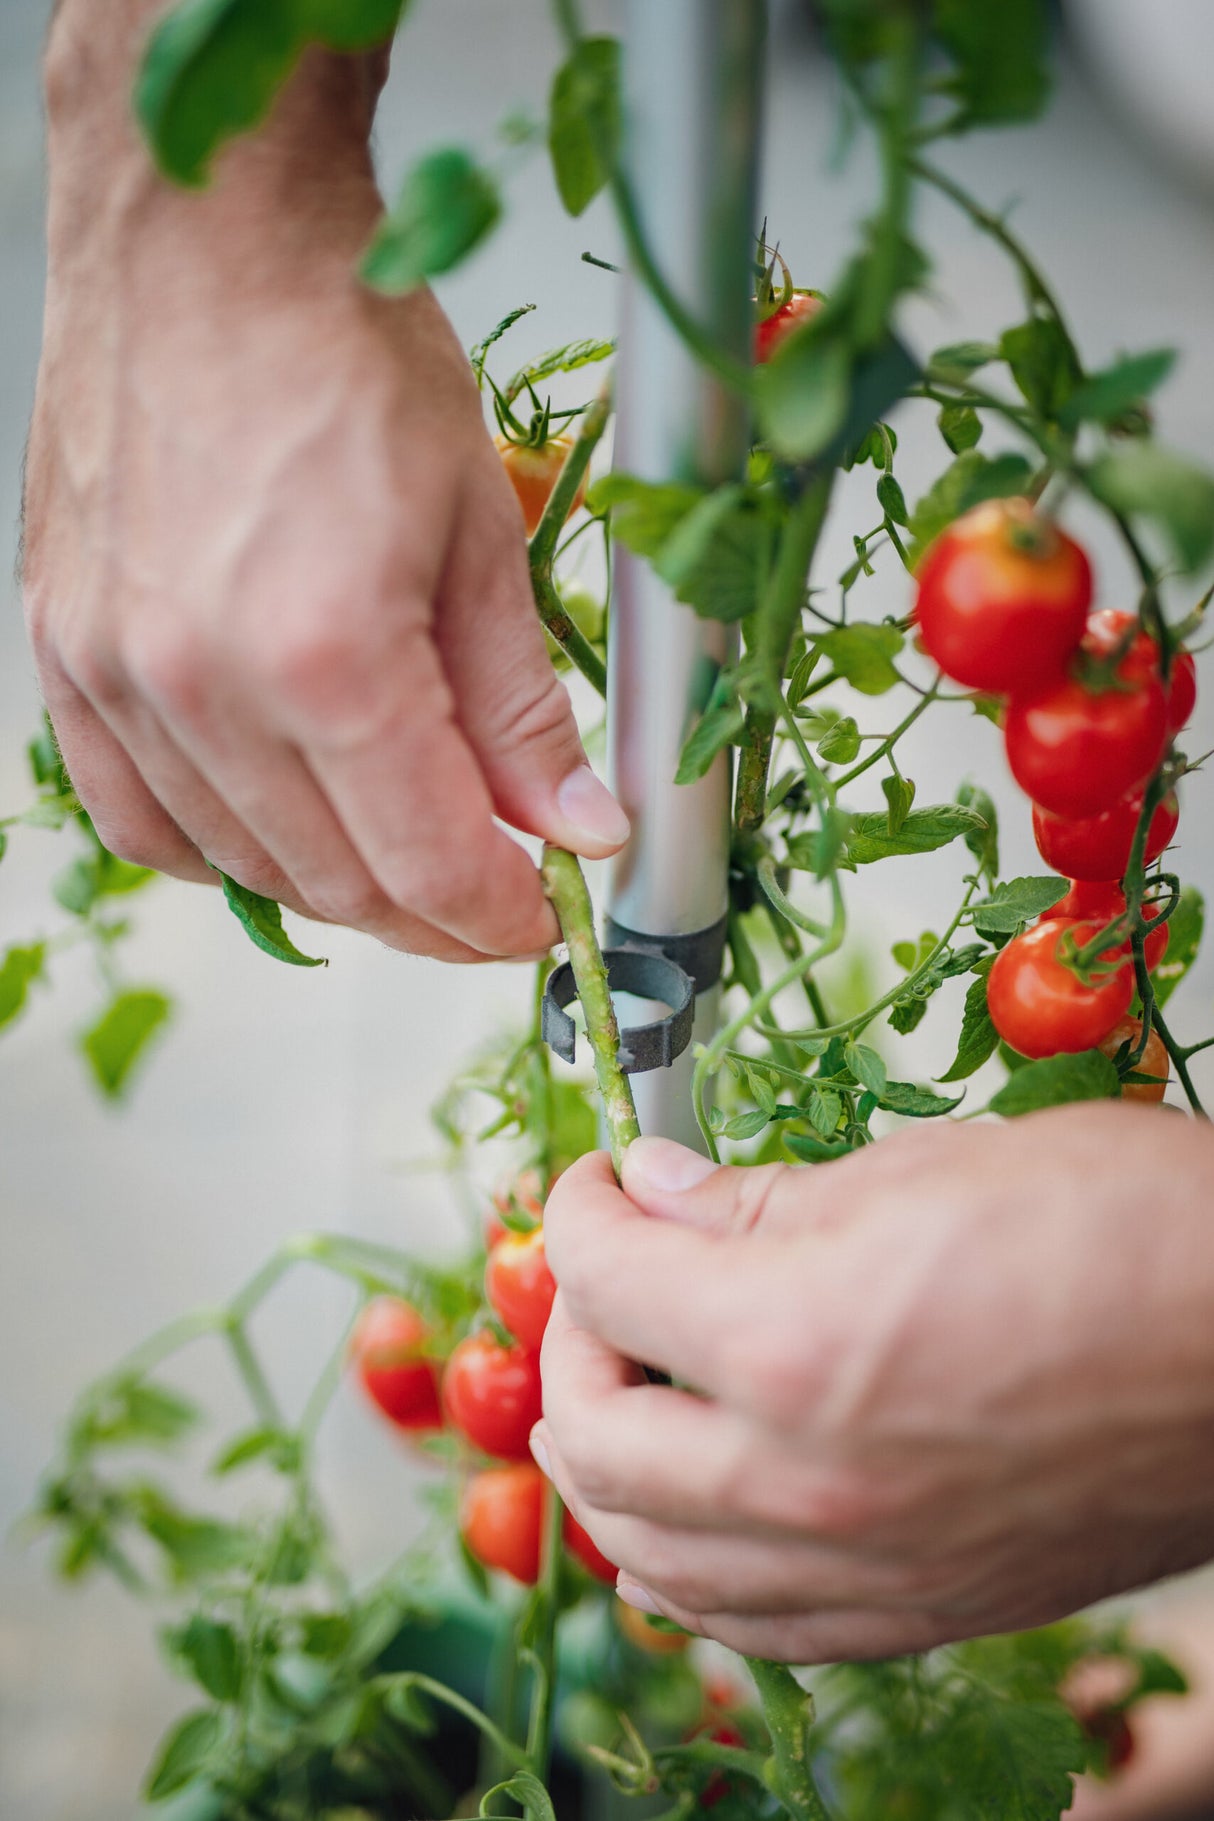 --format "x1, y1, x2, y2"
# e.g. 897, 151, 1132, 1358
620, 1137, 806, 1239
